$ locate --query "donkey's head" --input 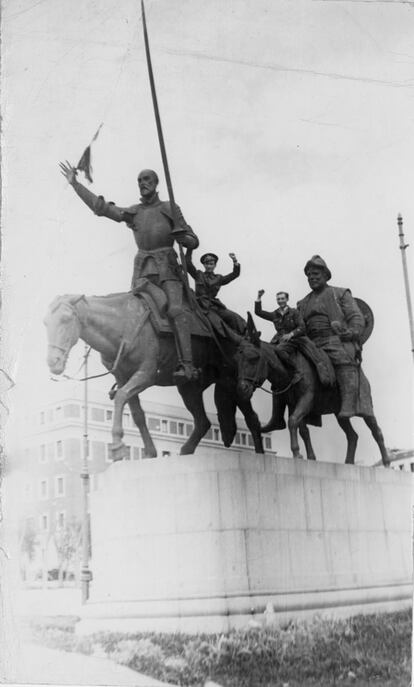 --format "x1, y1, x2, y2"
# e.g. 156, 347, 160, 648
235, 313, 266, 400
44, 295, 84, 374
